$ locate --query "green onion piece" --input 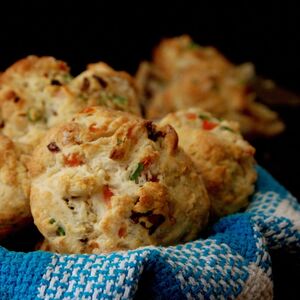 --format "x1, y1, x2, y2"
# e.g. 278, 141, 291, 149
27, 108, 43, 122
112, 96, 128, 106
187, 41, 200, 49
198, 114, 210, 120
62, 74, 74, 83
130, 163, 144, 183
49, 218, 56, 224
56, 226, 66, 236
79, 94, 88, 101
97, 96, 106, 105
117, 137, 123, 145
221, 126, 235, 133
